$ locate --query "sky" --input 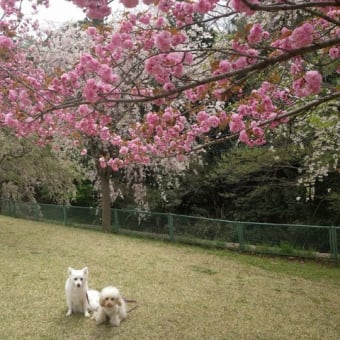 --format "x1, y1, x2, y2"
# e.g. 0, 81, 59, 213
22, 0, 88, 26
19, 0, 145, 28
